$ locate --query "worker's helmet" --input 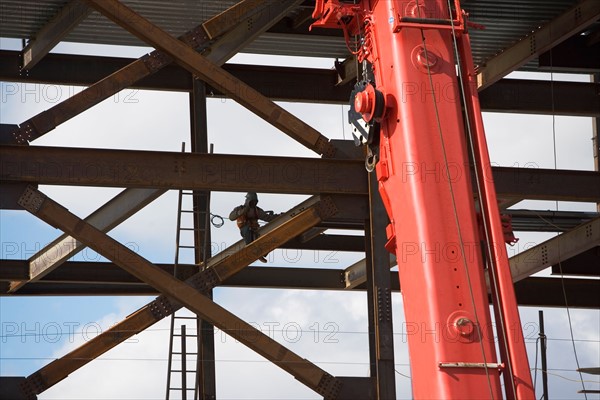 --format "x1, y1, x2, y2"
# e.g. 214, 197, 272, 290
245, 192, 258, 203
